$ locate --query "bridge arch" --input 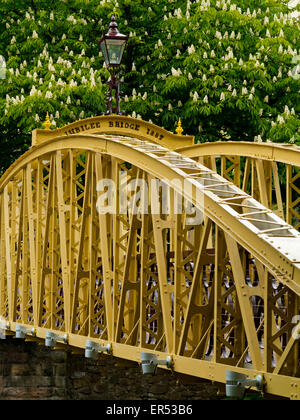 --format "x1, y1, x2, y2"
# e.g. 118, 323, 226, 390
0, 117, 300, 399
